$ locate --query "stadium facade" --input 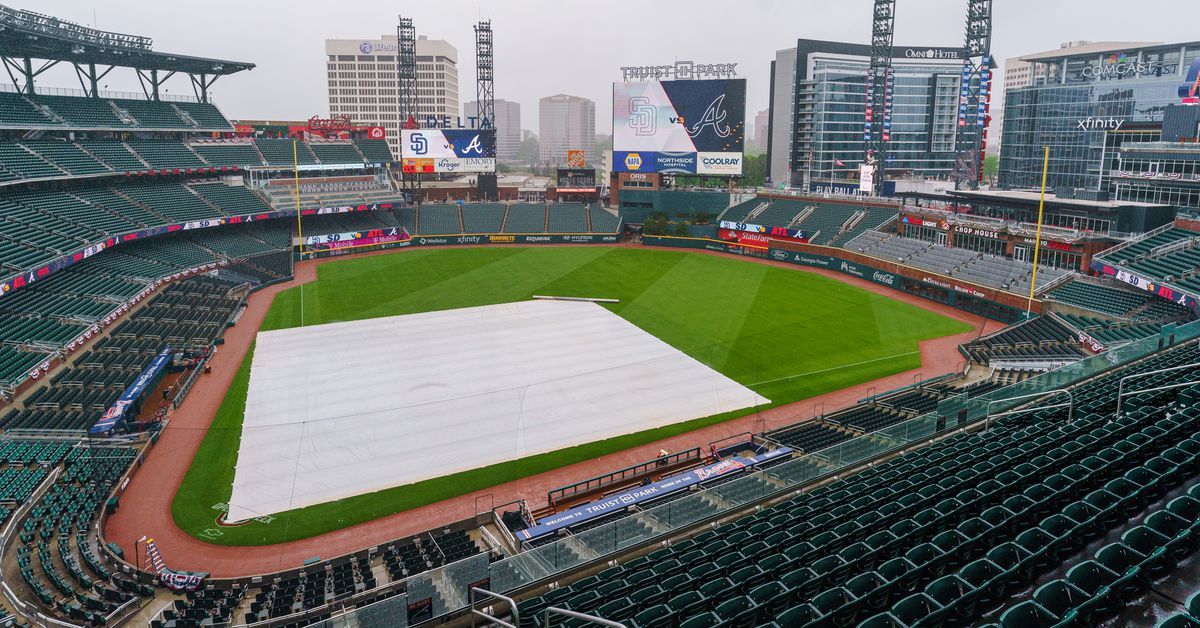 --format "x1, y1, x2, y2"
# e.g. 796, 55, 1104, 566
767, 39, 980, 189
325, 35, 460, 160
998, 40, 1200, 201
